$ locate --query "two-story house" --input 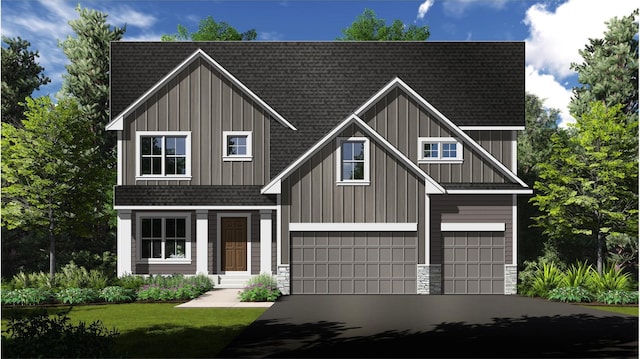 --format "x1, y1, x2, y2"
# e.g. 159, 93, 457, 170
106, 41, 531, 295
